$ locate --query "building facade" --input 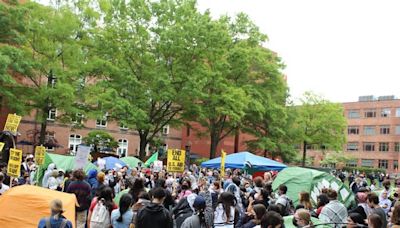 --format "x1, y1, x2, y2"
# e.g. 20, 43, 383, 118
308, 95, 400, 172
